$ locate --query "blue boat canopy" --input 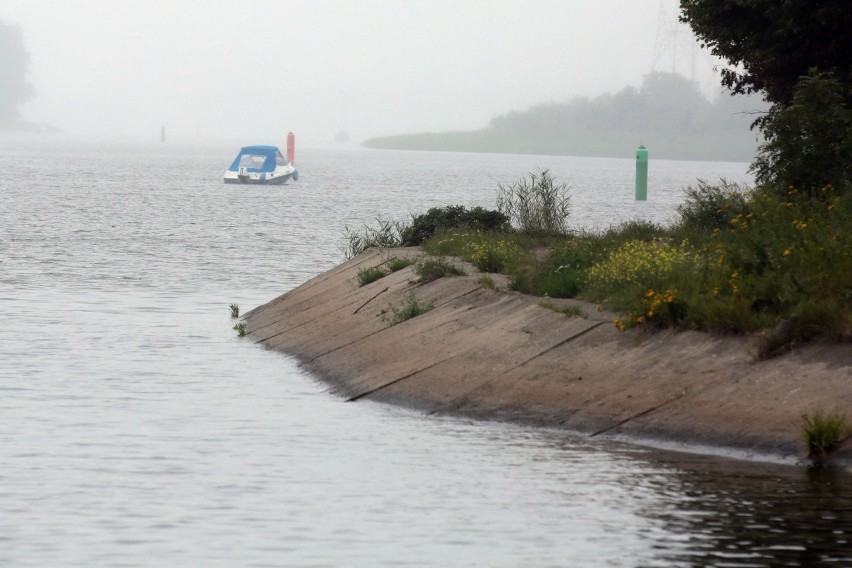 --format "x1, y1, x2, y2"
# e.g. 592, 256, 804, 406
227, 145, 288, 173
